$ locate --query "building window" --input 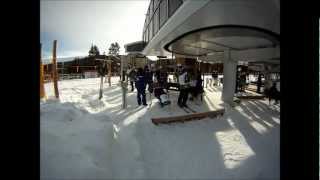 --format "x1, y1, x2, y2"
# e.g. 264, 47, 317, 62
149, 19, 153, 40
168, 0, 183, 17
146, 27, 149, 42
154, 0, 160, 9
153, 7, 159, 35
150, 0, 154, 13
159, 0, 168, 28
147, 8, 150, 23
